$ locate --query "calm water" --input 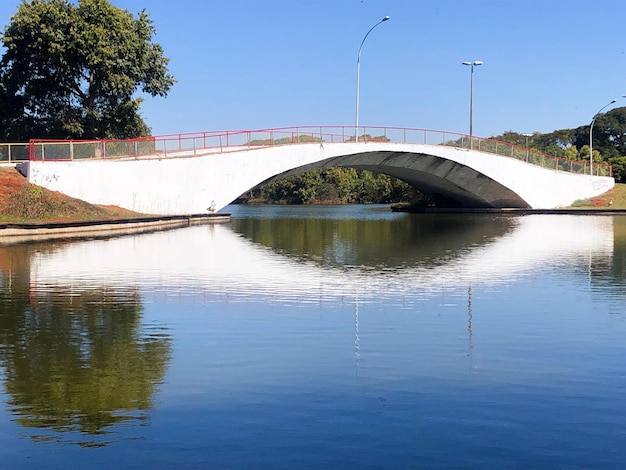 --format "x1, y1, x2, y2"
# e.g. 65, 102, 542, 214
1, 205, 625, 469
